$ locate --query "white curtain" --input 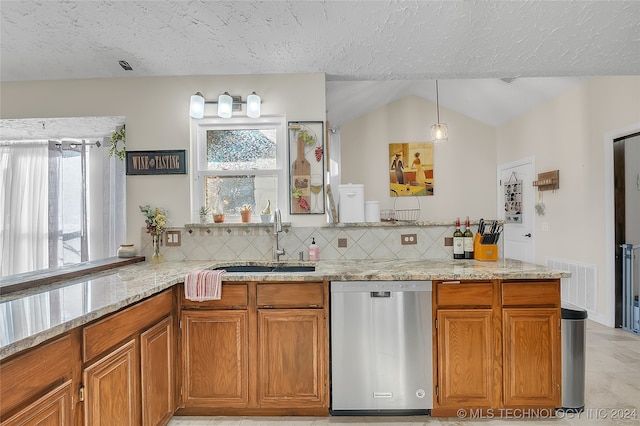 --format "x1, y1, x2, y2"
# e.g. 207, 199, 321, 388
0, 143, 49, 276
